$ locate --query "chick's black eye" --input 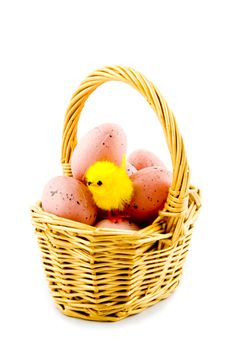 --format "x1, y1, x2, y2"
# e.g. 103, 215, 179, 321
97, 180, 103, 186
87, 181, 92, 186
